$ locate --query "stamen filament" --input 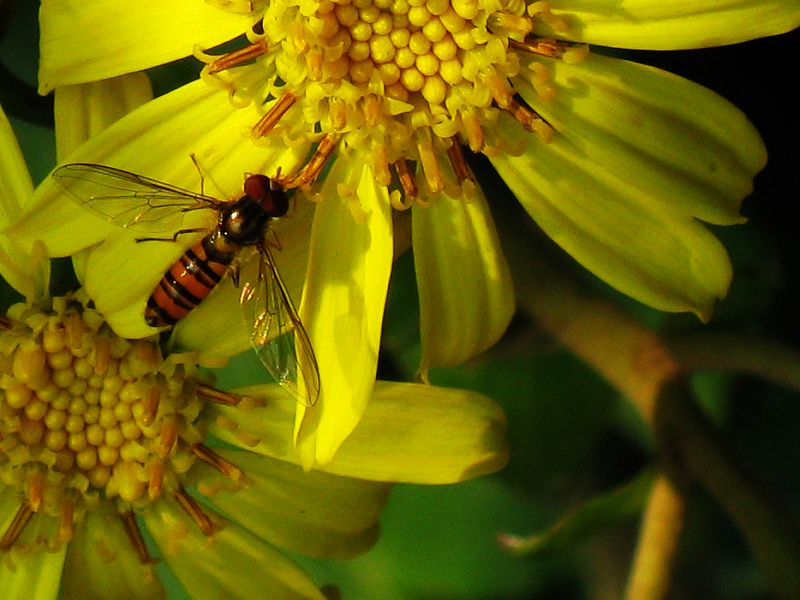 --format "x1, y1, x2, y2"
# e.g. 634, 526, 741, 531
174, 487, 215, 536
208, 39, 270, 74
192, 444, 244, 481
447, 141, 474, 183
0, 503, 34, 550
195, 383, 242, 407
394, 158, 418, 205
121, 510, 154, 564
283, 134, 341, 189
251, 91, 298, 138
